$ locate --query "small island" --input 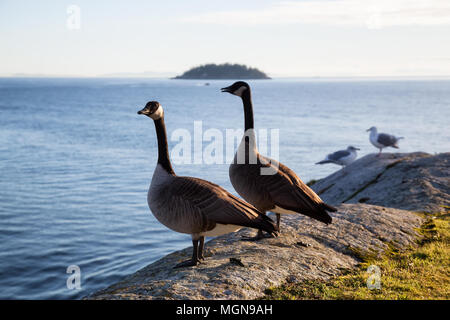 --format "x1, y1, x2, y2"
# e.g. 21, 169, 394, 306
173, 63, 271, 80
